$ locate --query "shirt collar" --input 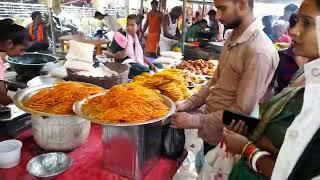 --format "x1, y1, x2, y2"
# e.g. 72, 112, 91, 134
229, 19, 260, 46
